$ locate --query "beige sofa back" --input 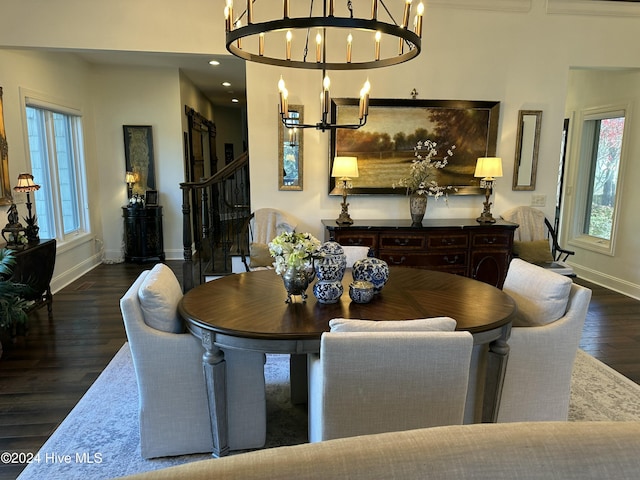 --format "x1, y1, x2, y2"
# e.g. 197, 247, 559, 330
119, 421, 640, 480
